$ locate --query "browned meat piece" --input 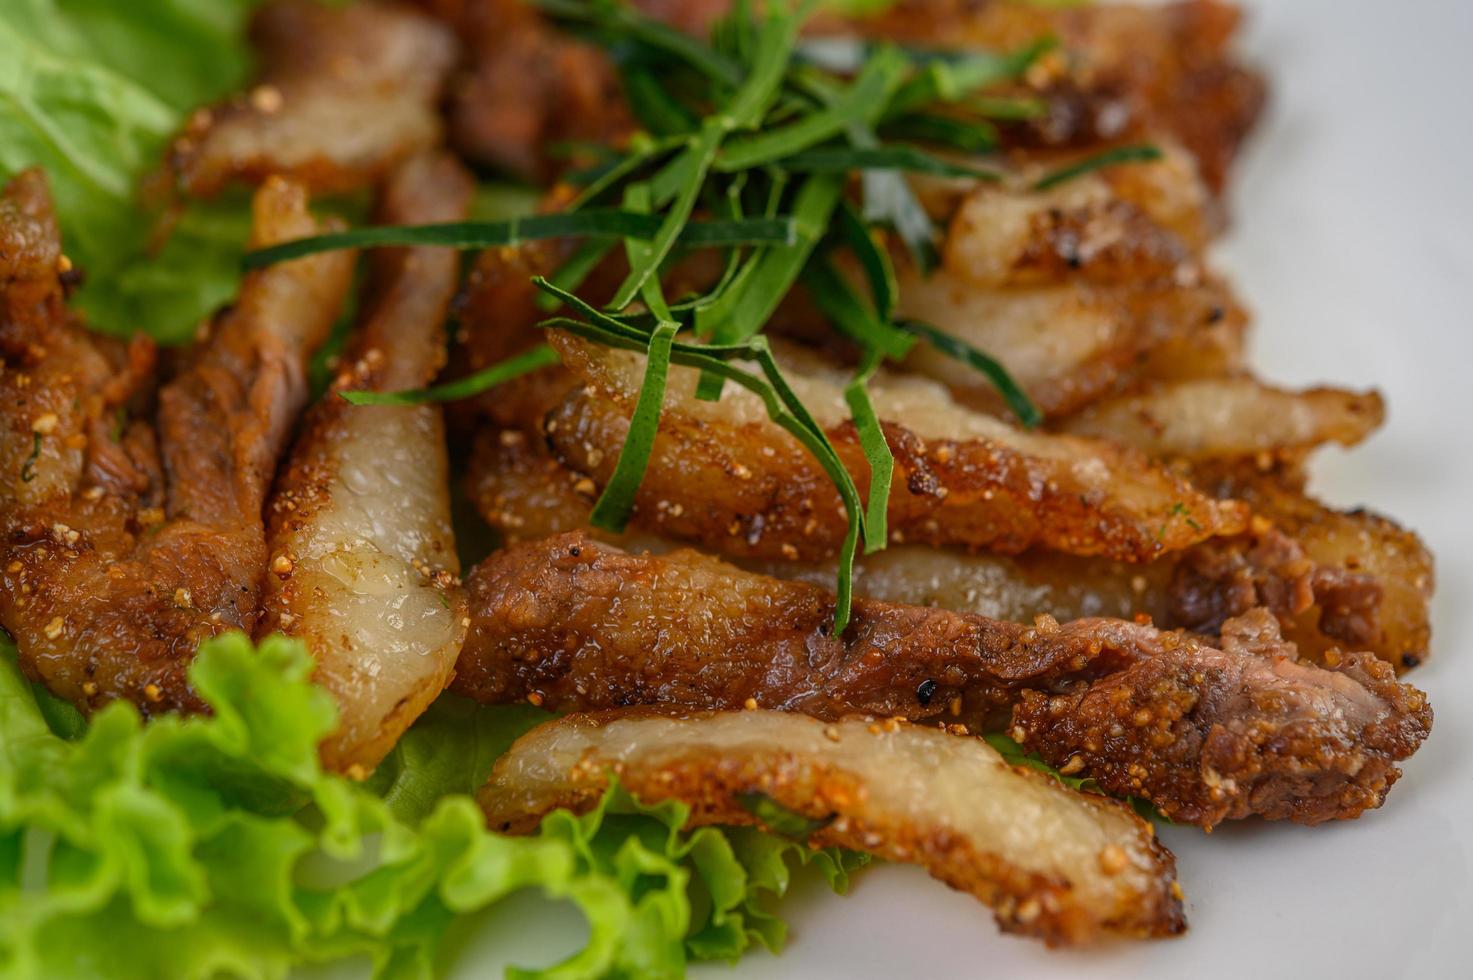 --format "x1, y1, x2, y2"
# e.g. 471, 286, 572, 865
865, 0, 1266, 191
1179, 466, 1435, 672
260, 153, 474, 774
1011, 610, 1430, 825
1057, 378, 1385, 462
423, 0, 633, 180
930, 142, 1216, 285
468, 421, 1430, 671
0, 170, 355, 714
171, 0, 457, 196
545, 331, 1248, 563
896, 274, 1246, 420
454, 532, 1432, 827
482, 710, 1186, 945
